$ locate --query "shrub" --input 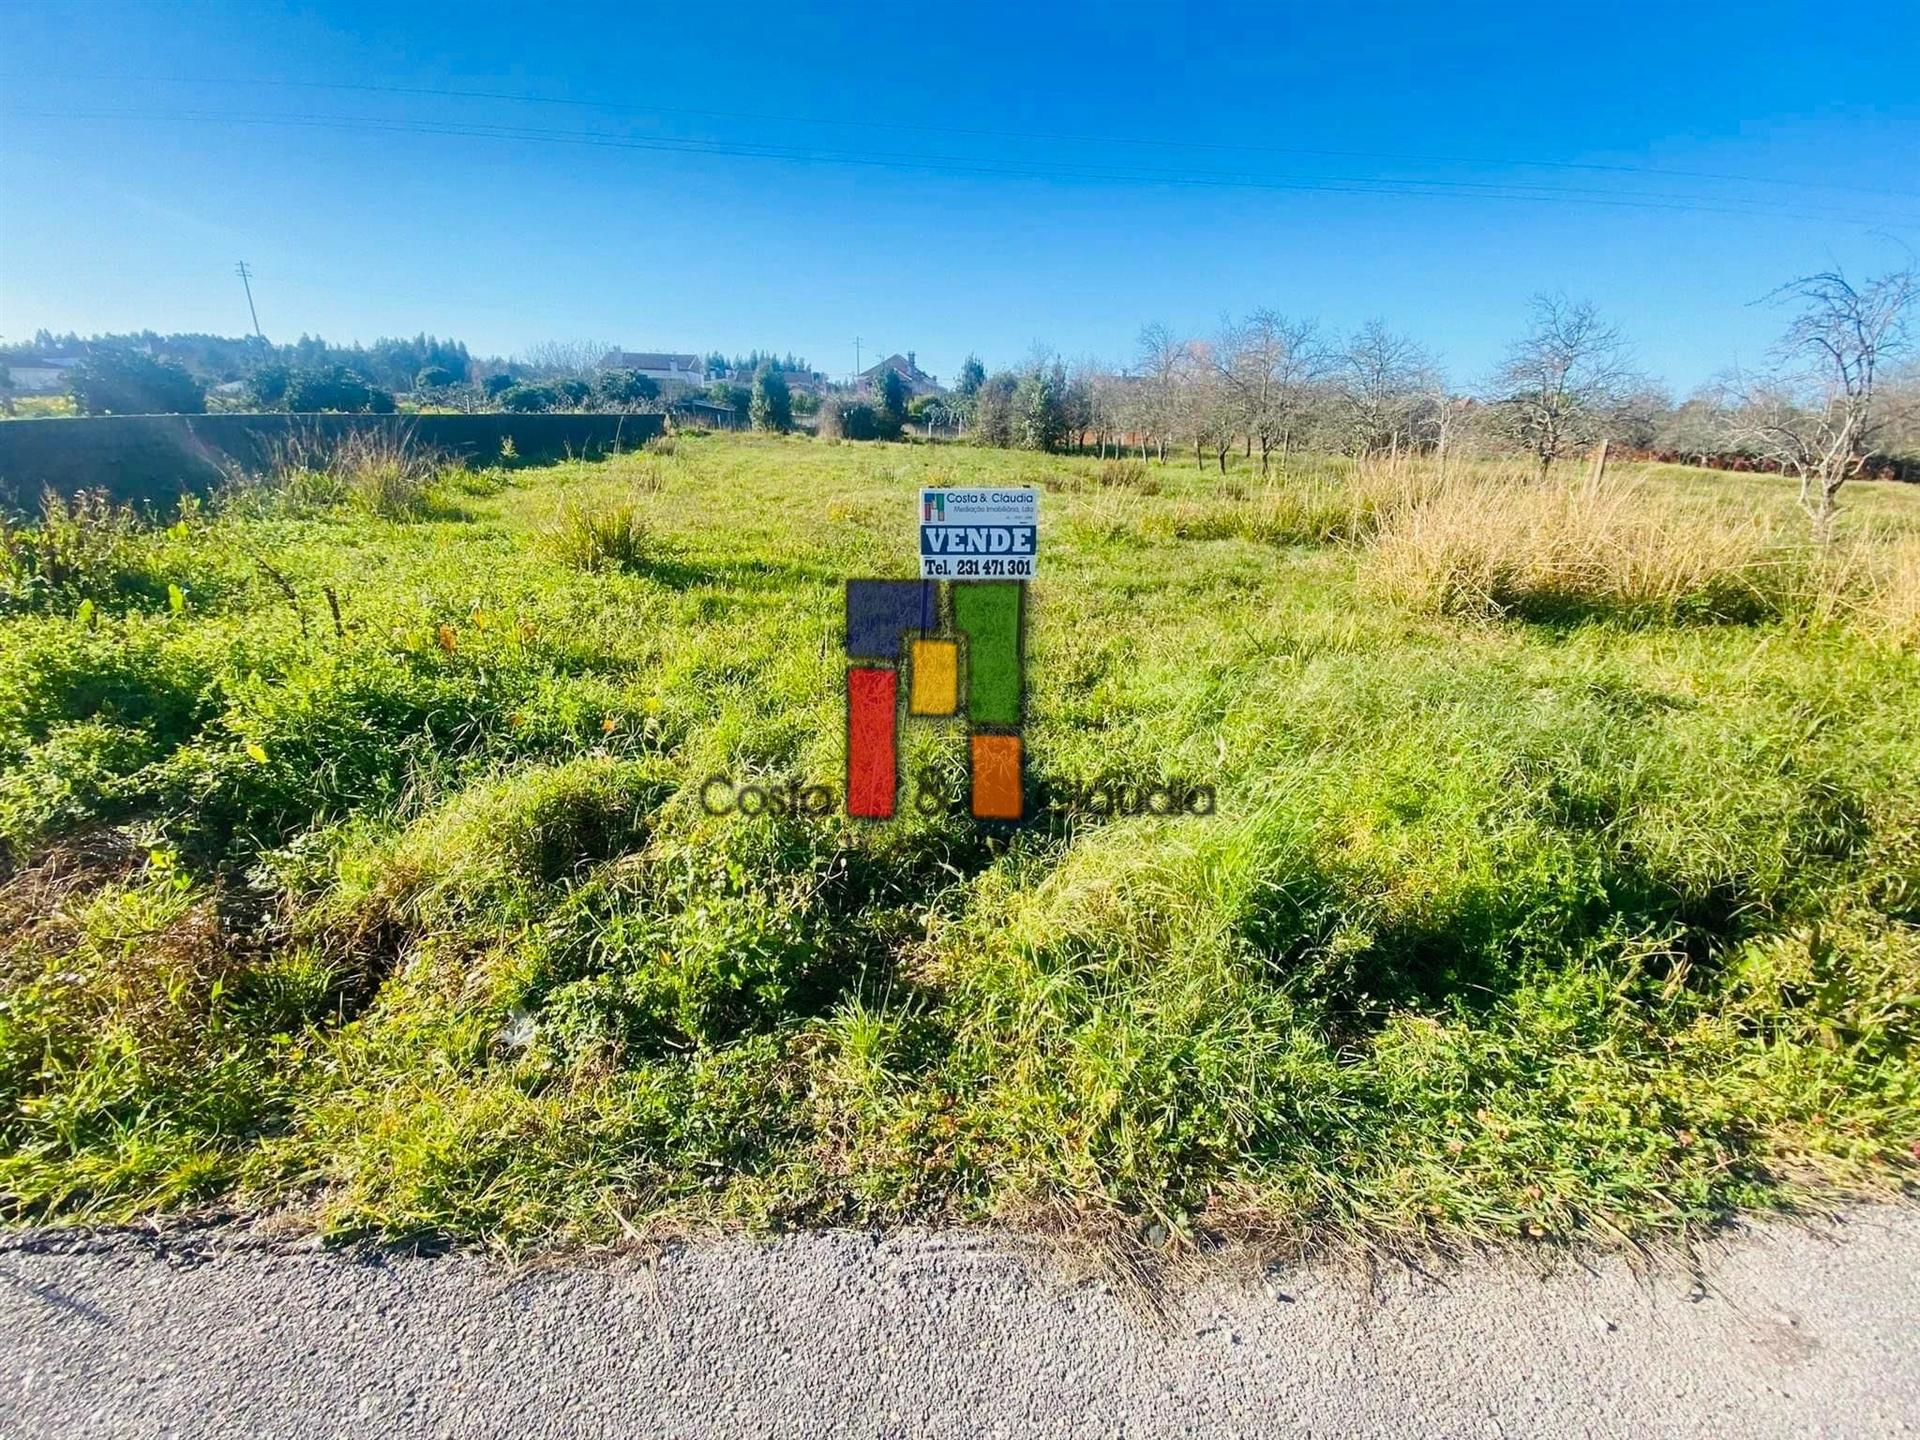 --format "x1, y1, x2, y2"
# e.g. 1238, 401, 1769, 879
284, 366, 396, 415
246, 364, 291, 409
542, 500, 651, 573
1096, 459, 1150, 489
597, 370, 659, 410
499, 384, 559, 414
66, 351, 205, 415
818, 397, 898, 442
